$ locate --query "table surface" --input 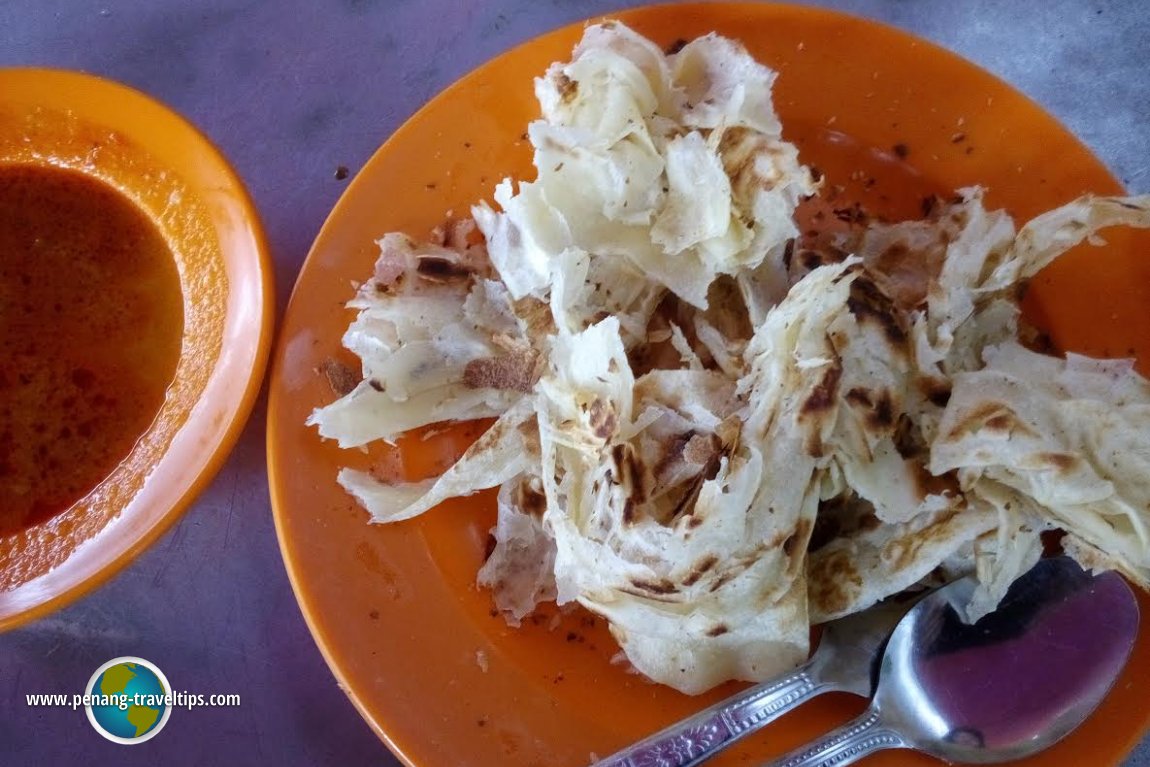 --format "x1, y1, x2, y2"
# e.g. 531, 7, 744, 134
2, 1, 1148, 765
